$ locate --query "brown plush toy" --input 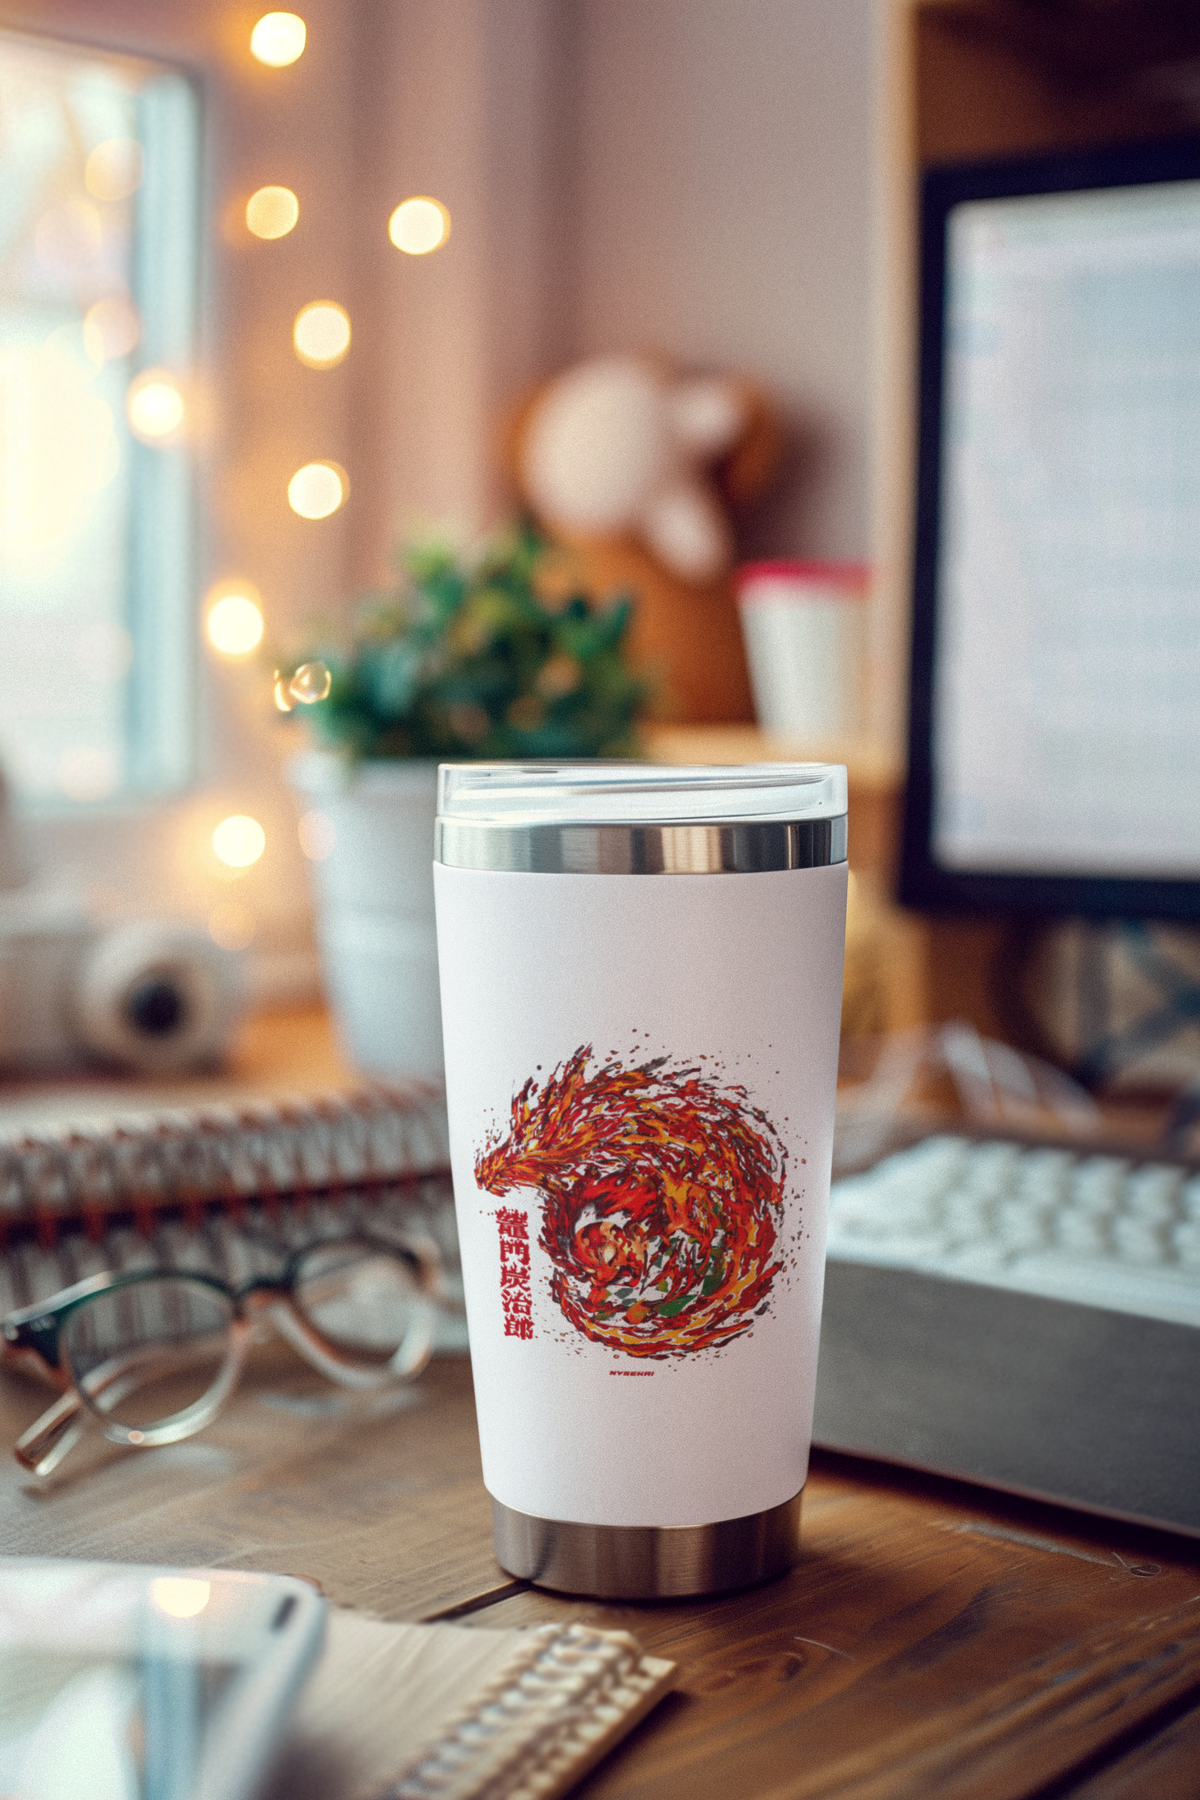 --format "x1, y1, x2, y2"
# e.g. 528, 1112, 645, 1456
507, 354, 780, 722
